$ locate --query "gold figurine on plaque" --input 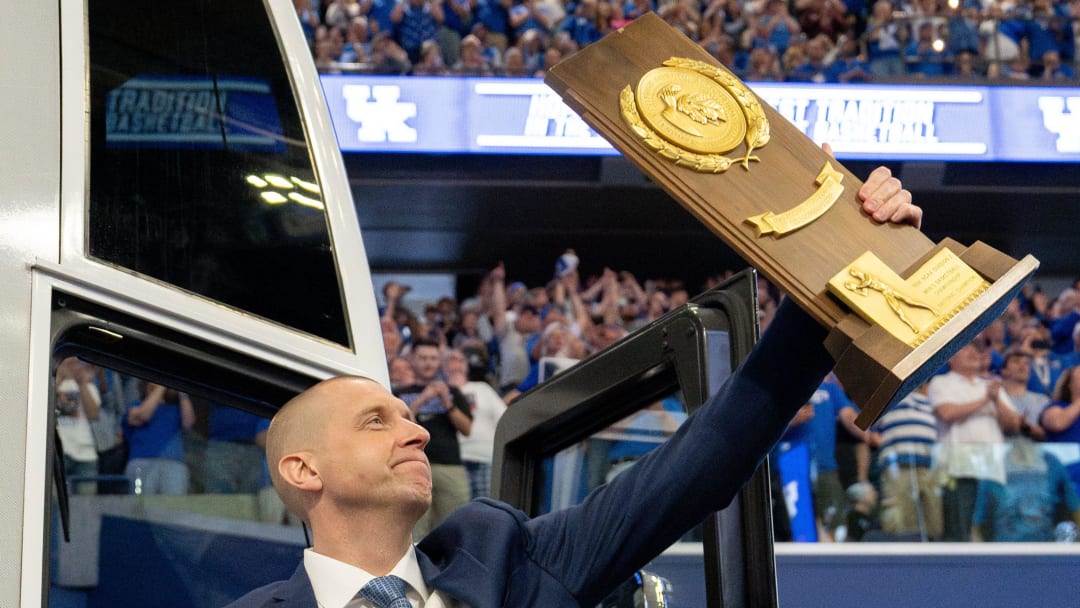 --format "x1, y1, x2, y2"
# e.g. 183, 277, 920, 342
828, 250, 990, 348
843, 269, 937, 335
